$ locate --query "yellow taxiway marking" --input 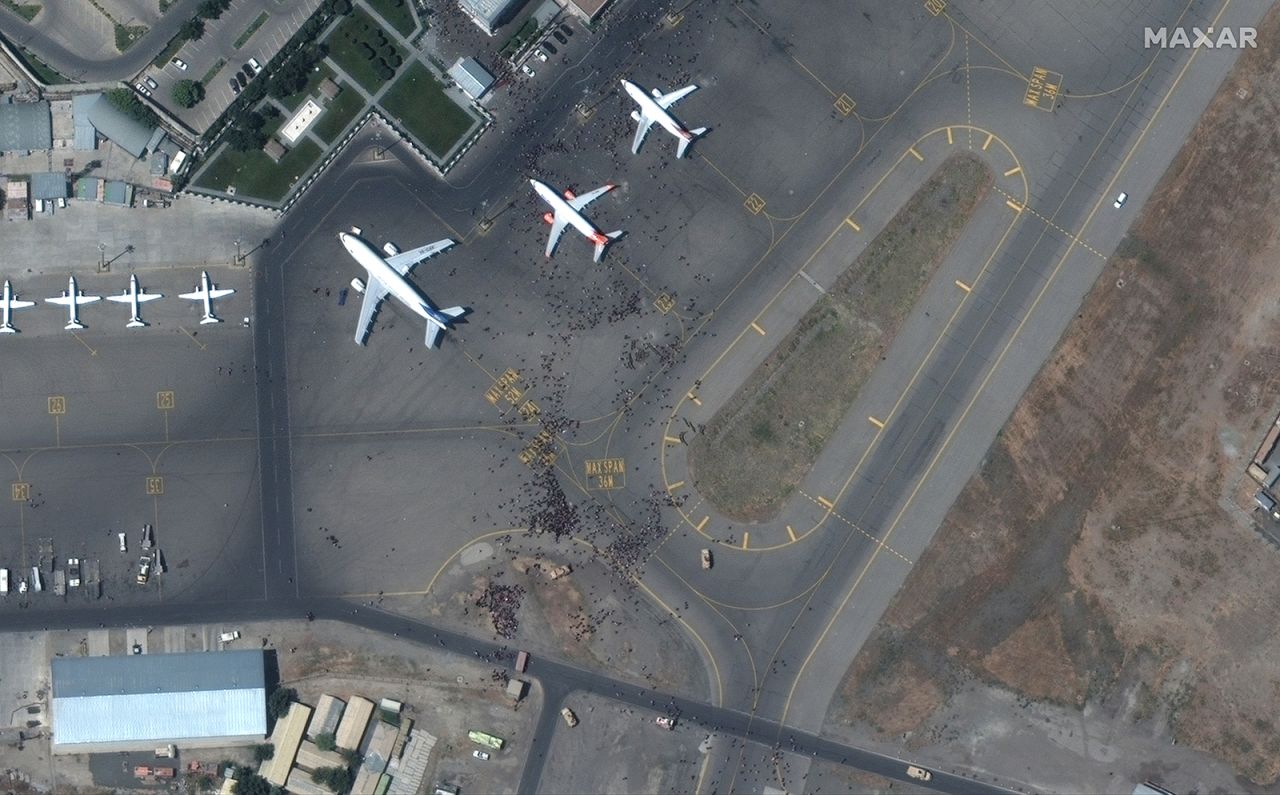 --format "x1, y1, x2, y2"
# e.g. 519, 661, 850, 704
664, 435, 681, 444
786, 525, 797, 542
844, 217, 861, 231
750, 321, 766, 335
868, 416, 885, 429
1006, 199, 1024, 213
69, 332, 97, 356
178, 326, 207, 350
955, 279, 972, 293
946, 127, 953, 145
687, 391, 702, 406
741, 533, 750, 550
1003, 165, 1022, 177
908, 147, 924, 161
695, 516, 709, 532
983, 132, 995, 151
47, 396, 66, 415
816, 496, 834, 509
667, 480, 685, 492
